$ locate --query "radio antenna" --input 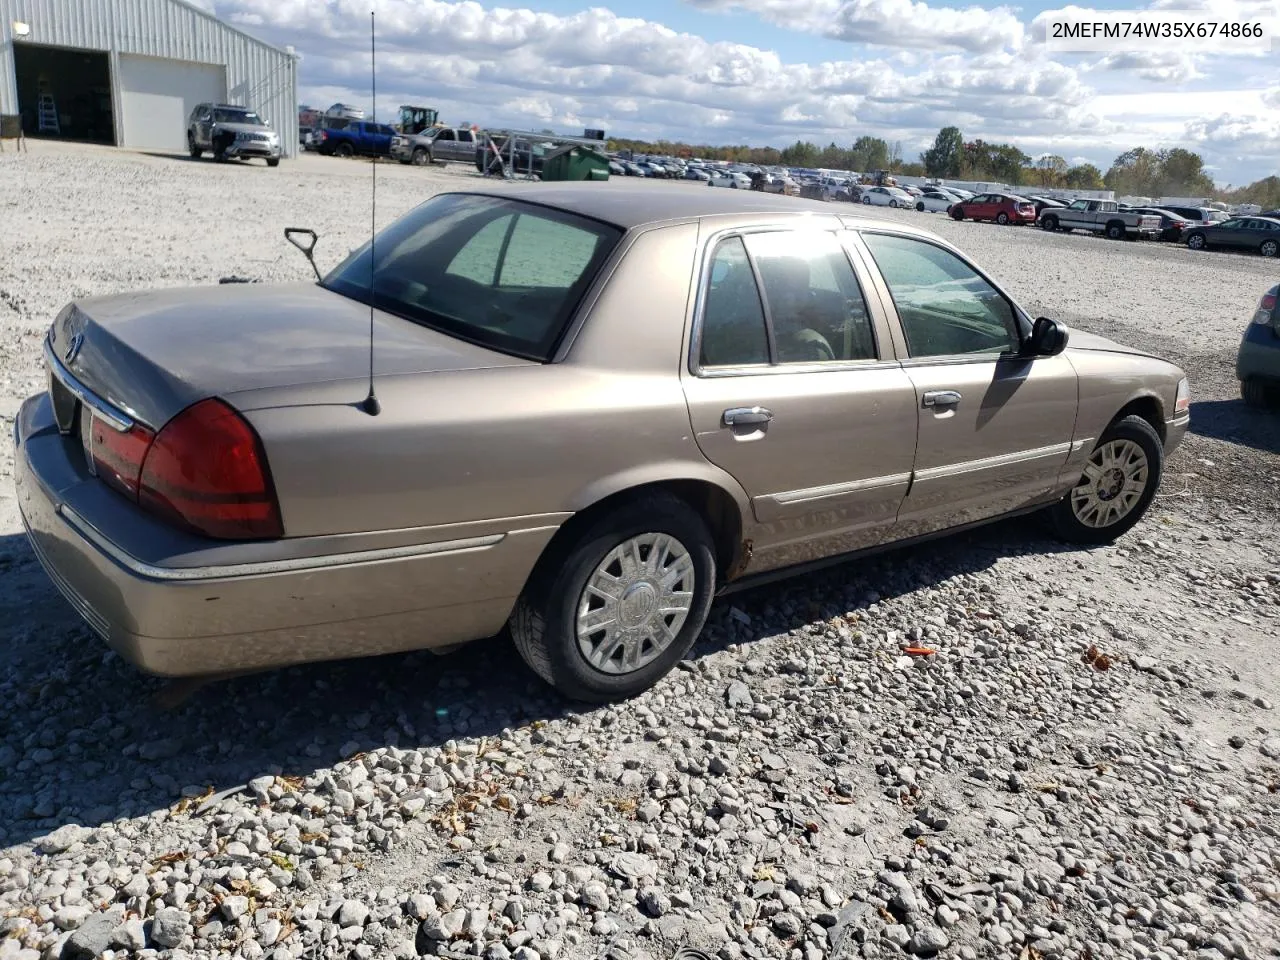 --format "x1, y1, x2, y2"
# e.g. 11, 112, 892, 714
361, 8, 381, 416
